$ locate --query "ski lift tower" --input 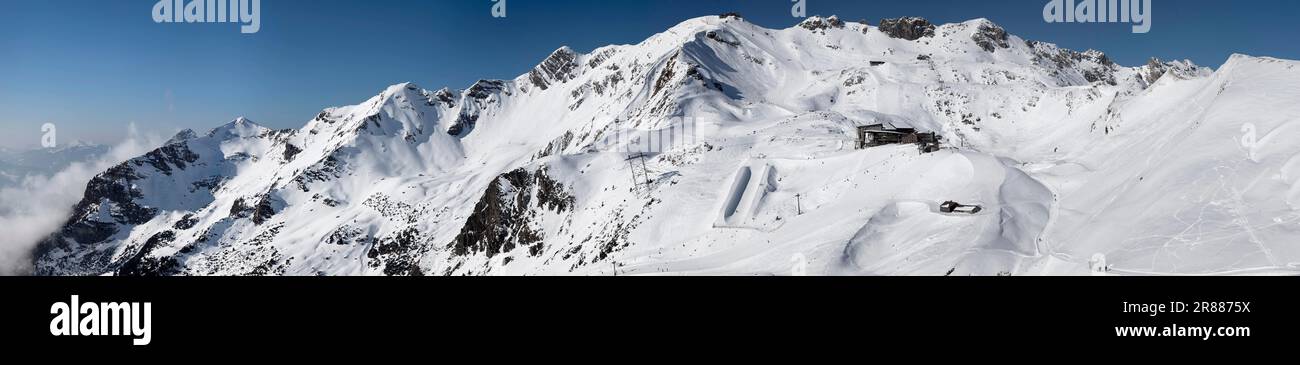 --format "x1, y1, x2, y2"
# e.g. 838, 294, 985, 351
626, 152, 653, 197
